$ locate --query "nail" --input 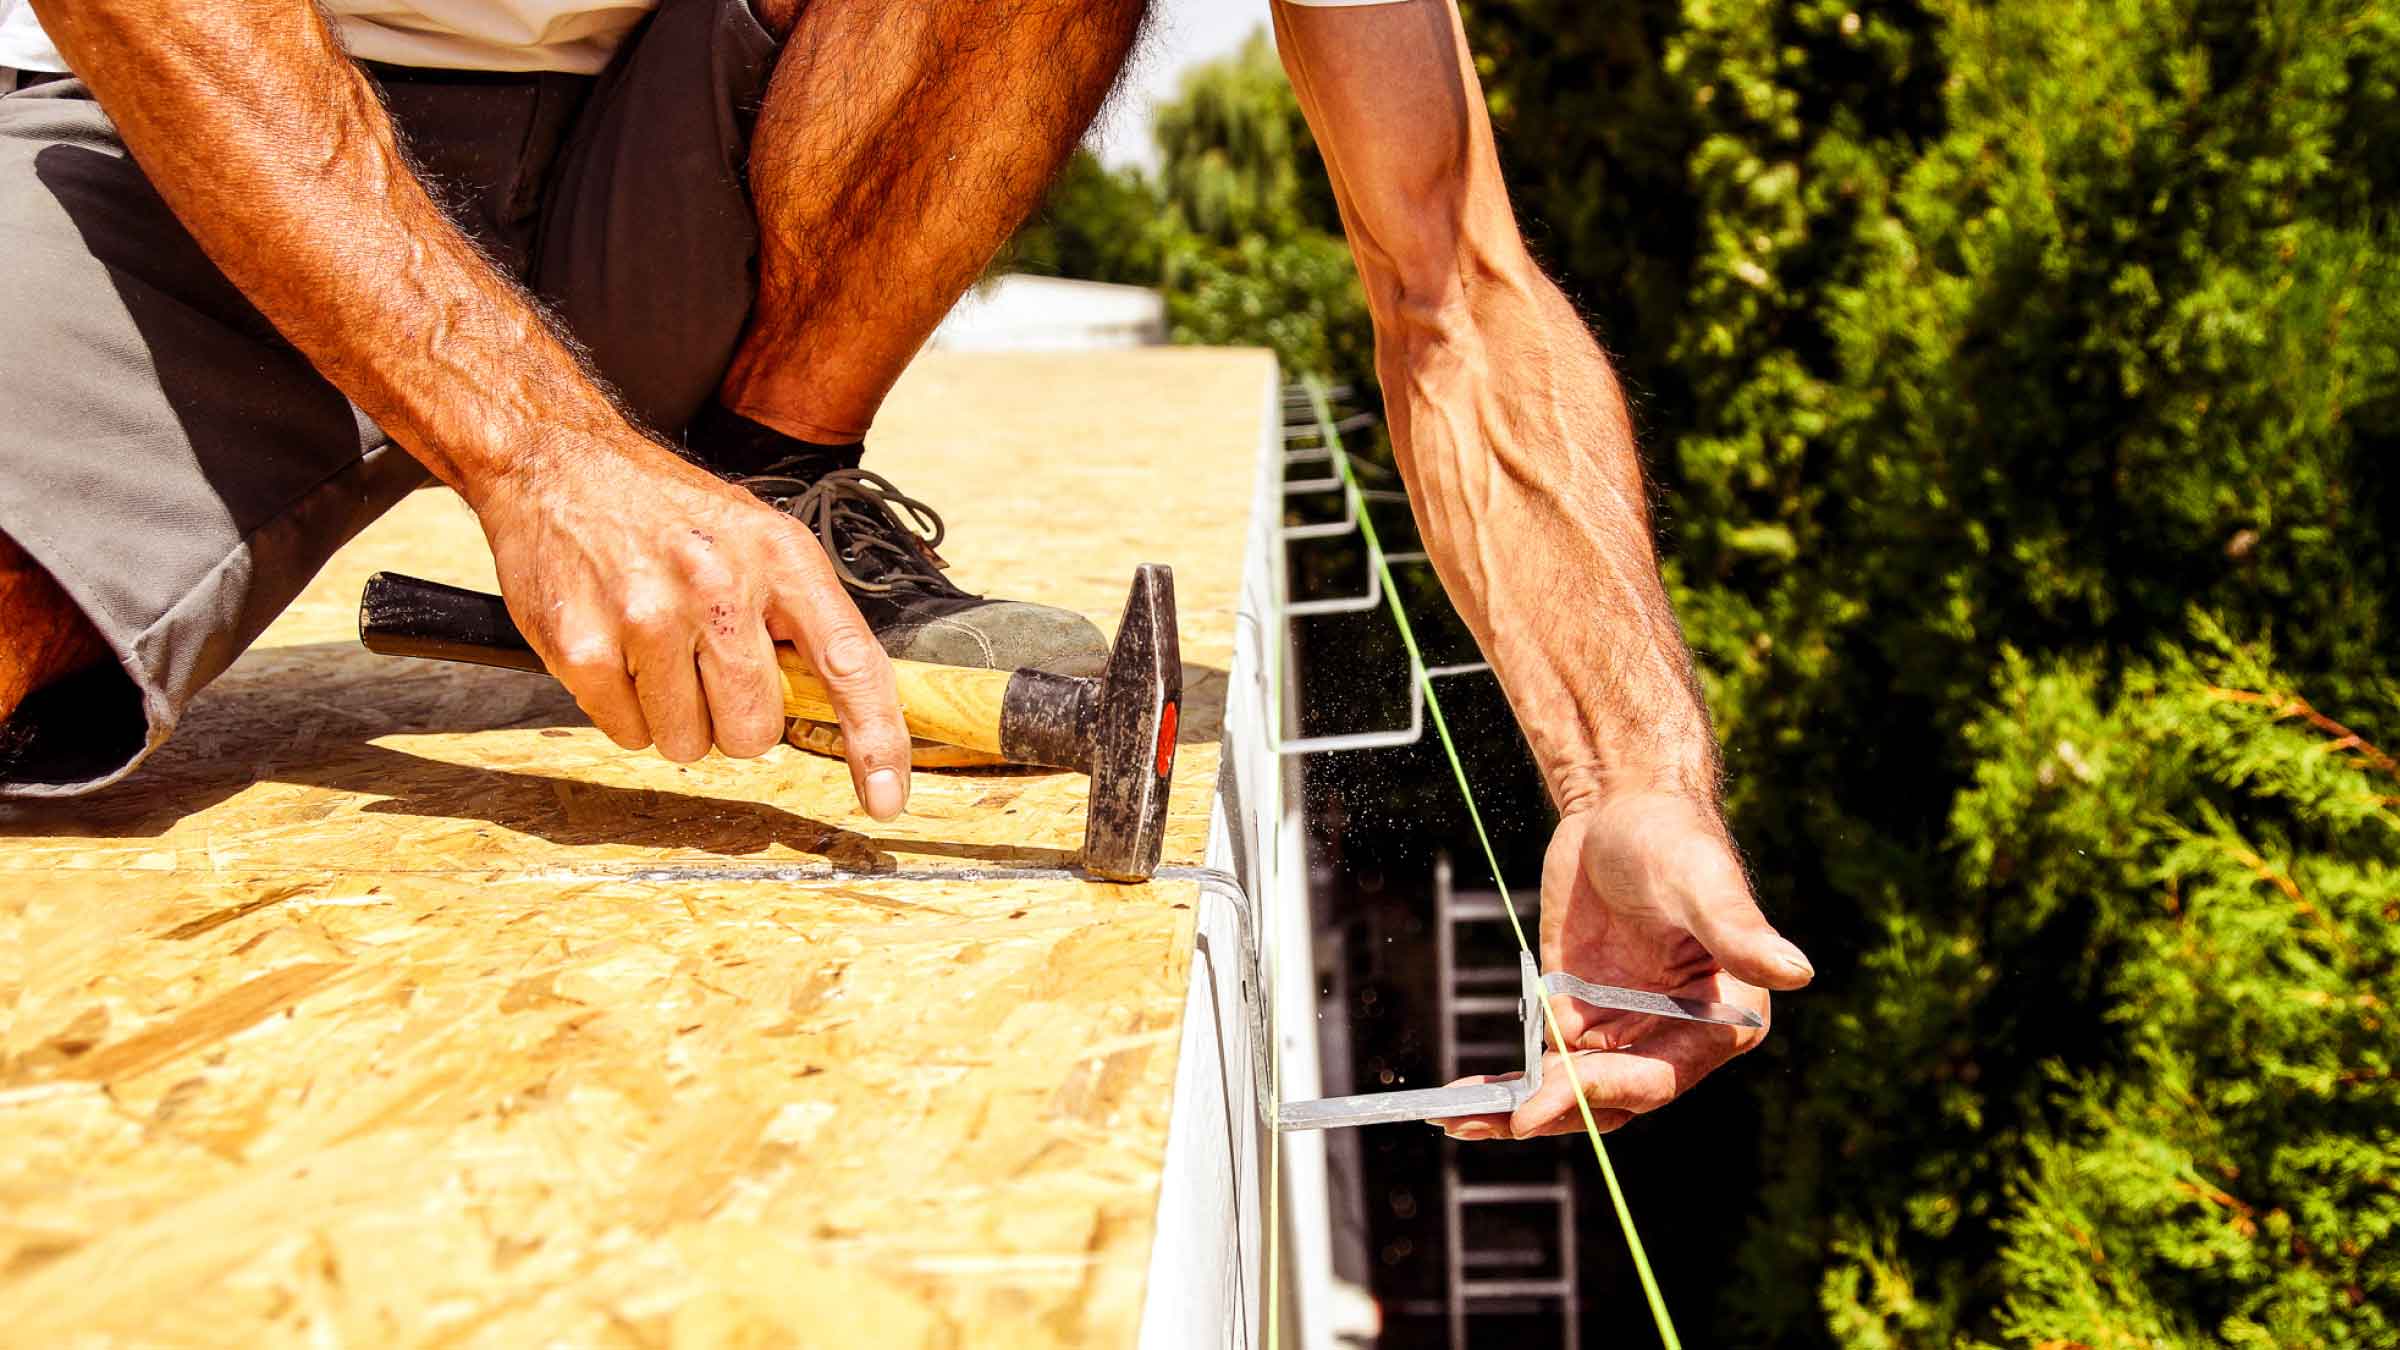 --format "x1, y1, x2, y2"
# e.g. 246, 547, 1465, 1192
865, 768, 905, 821
1771, 940, 1814, 982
